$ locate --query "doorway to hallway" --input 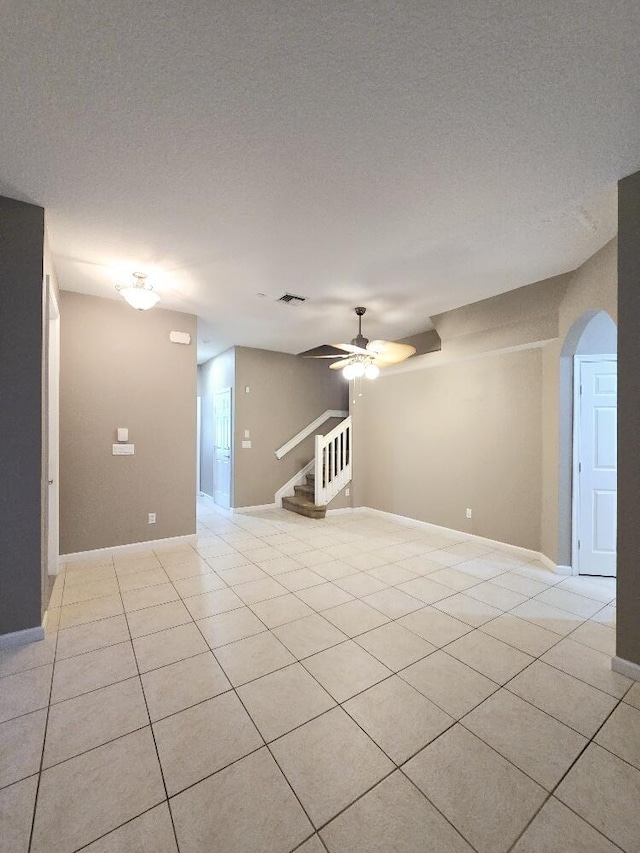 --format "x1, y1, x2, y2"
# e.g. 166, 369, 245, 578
213, 387, 232, 509
573, 356, 617, 577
